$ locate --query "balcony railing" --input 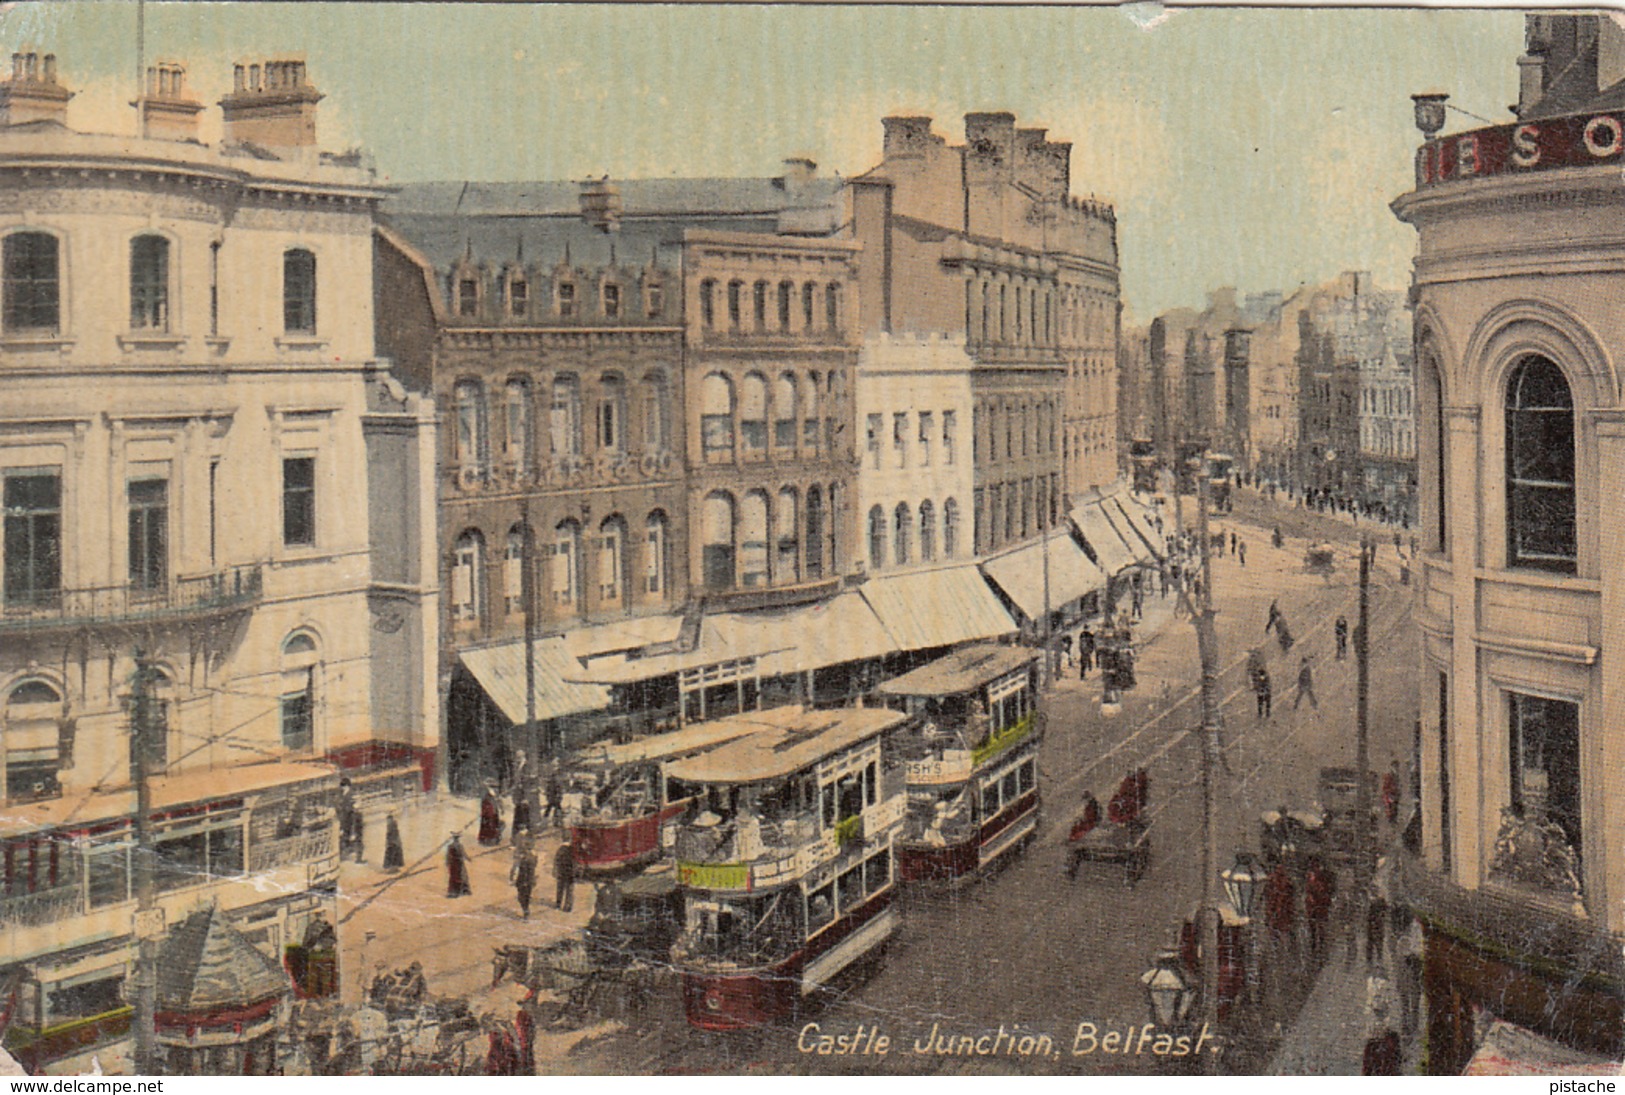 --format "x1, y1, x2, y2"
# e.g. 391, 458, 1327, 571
248, 827, 335, 873
0, 564, 264, 633
0, 884, 81, 927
